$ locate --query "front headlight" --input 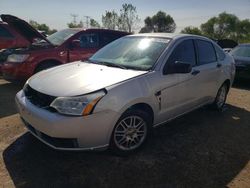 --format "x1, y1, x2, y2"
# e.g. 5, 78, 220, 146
7, 54, 30, 63
50, 90, 106, 116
